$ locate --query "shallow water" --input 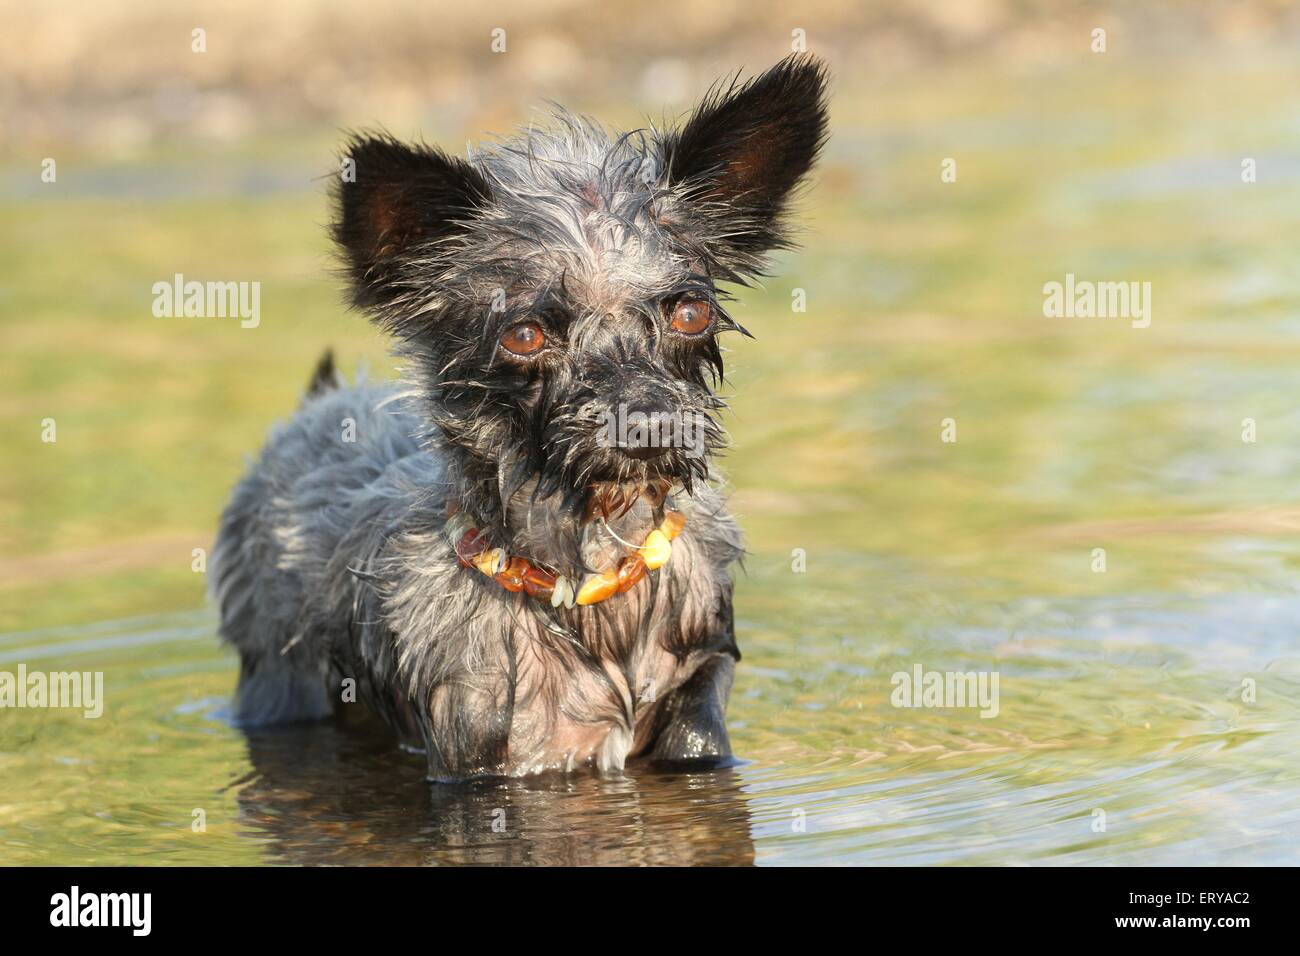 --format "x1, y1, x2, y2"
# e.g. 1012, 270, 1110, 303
1, 569, 1297, 866
4, 55, 1300, 865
